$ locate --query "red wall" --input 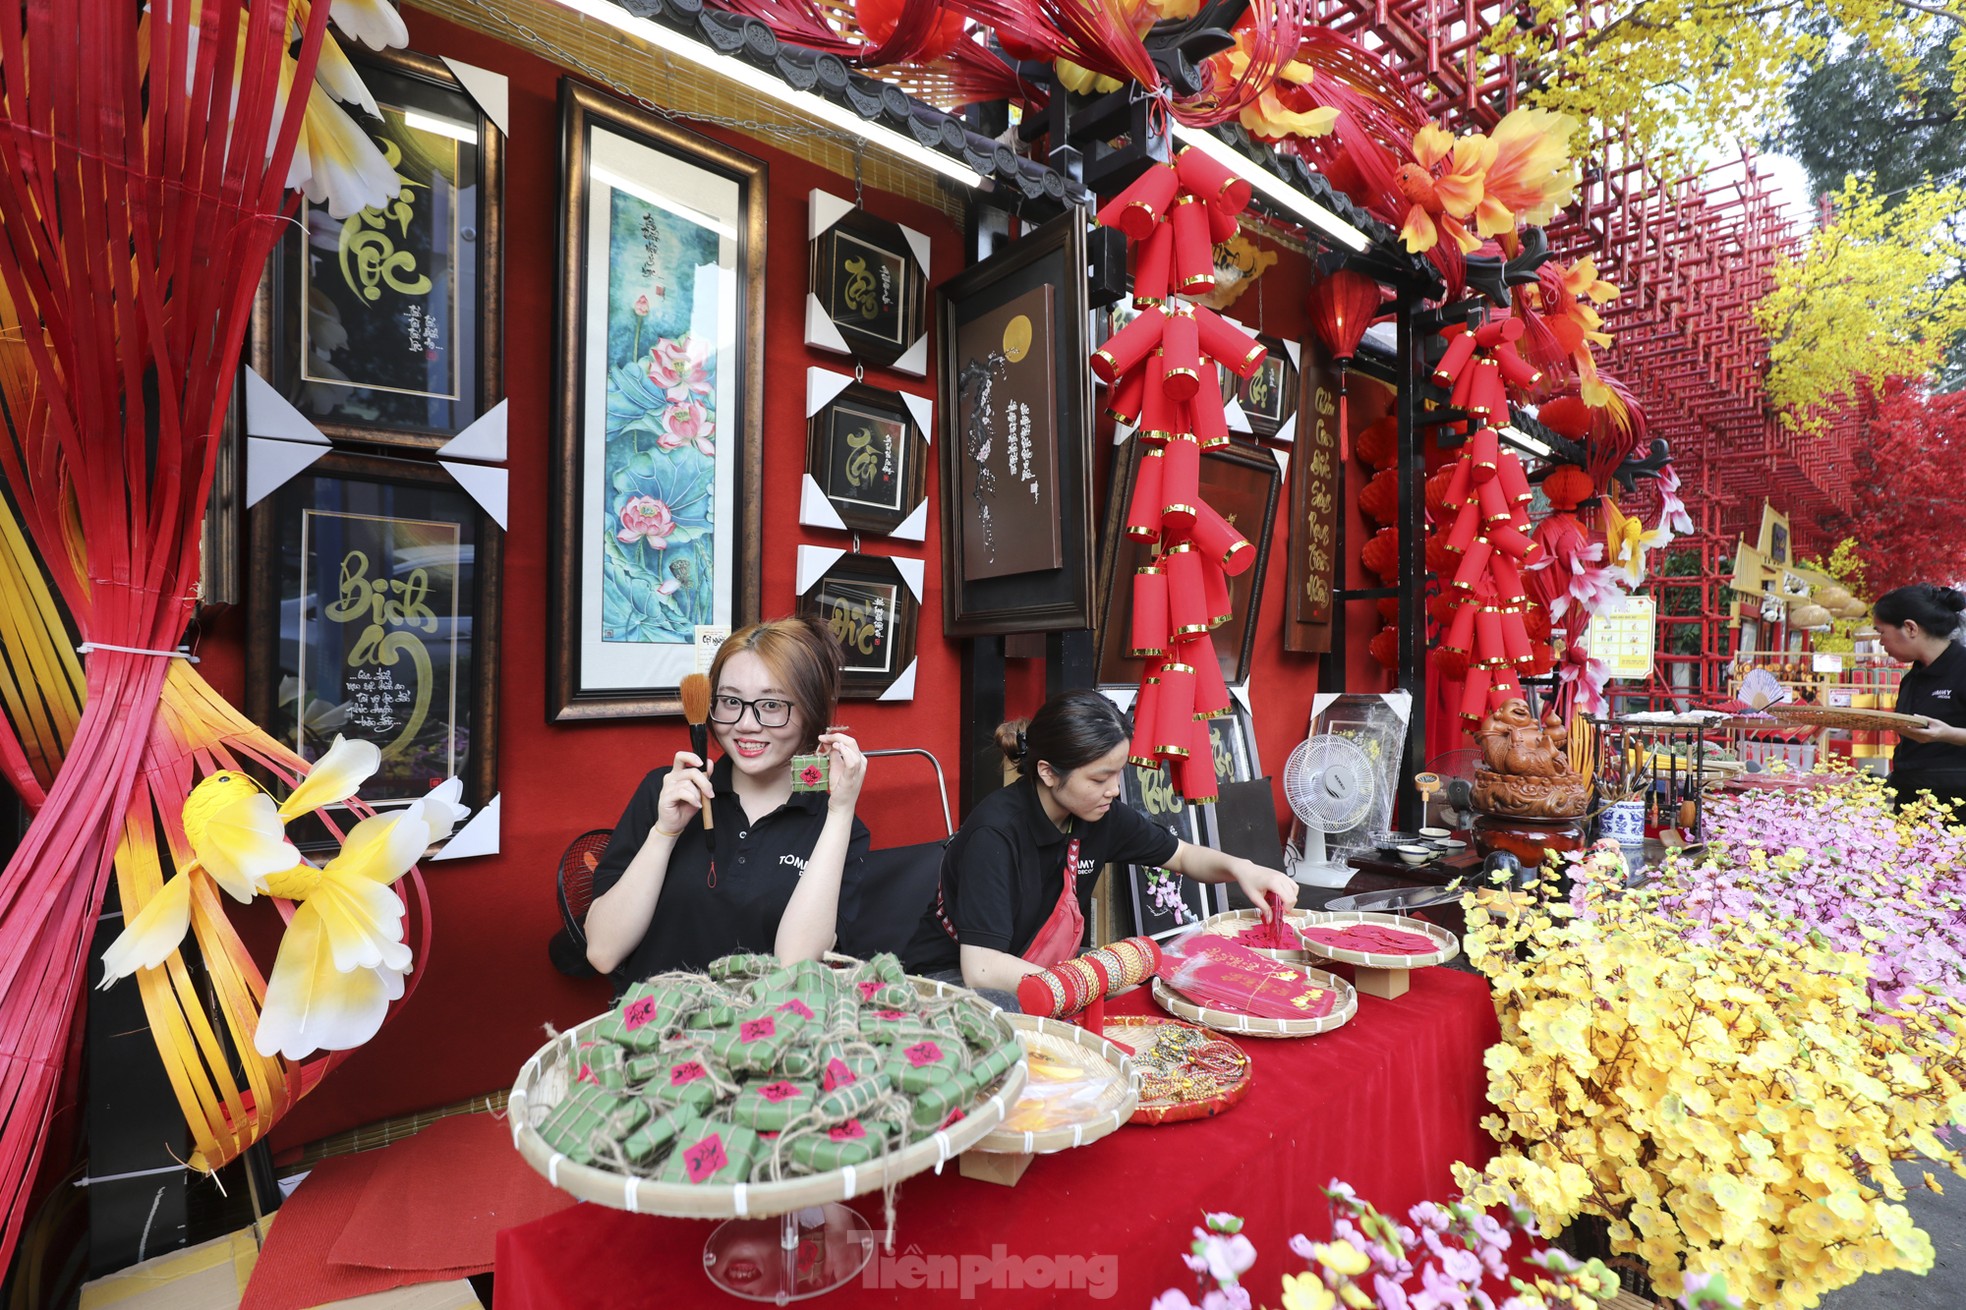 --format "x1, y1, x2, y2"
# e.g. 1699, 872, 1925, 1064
190, 7, 1375, 1149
